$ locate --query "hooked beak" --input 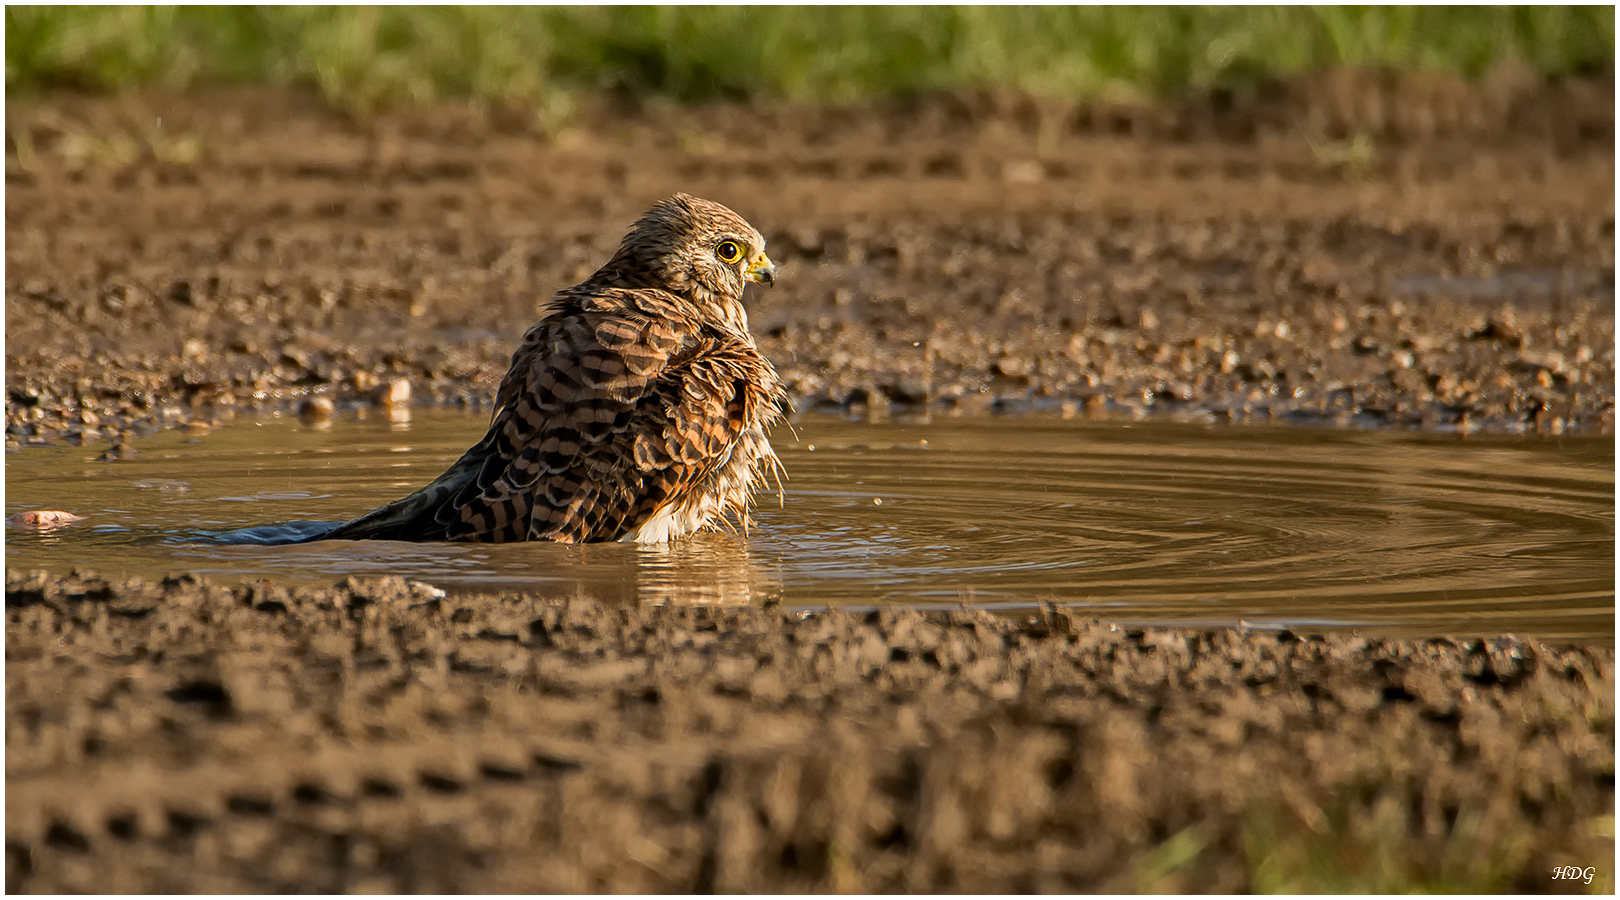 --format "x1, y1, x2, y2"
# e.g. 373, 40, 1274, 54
746, 252, 777, 287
